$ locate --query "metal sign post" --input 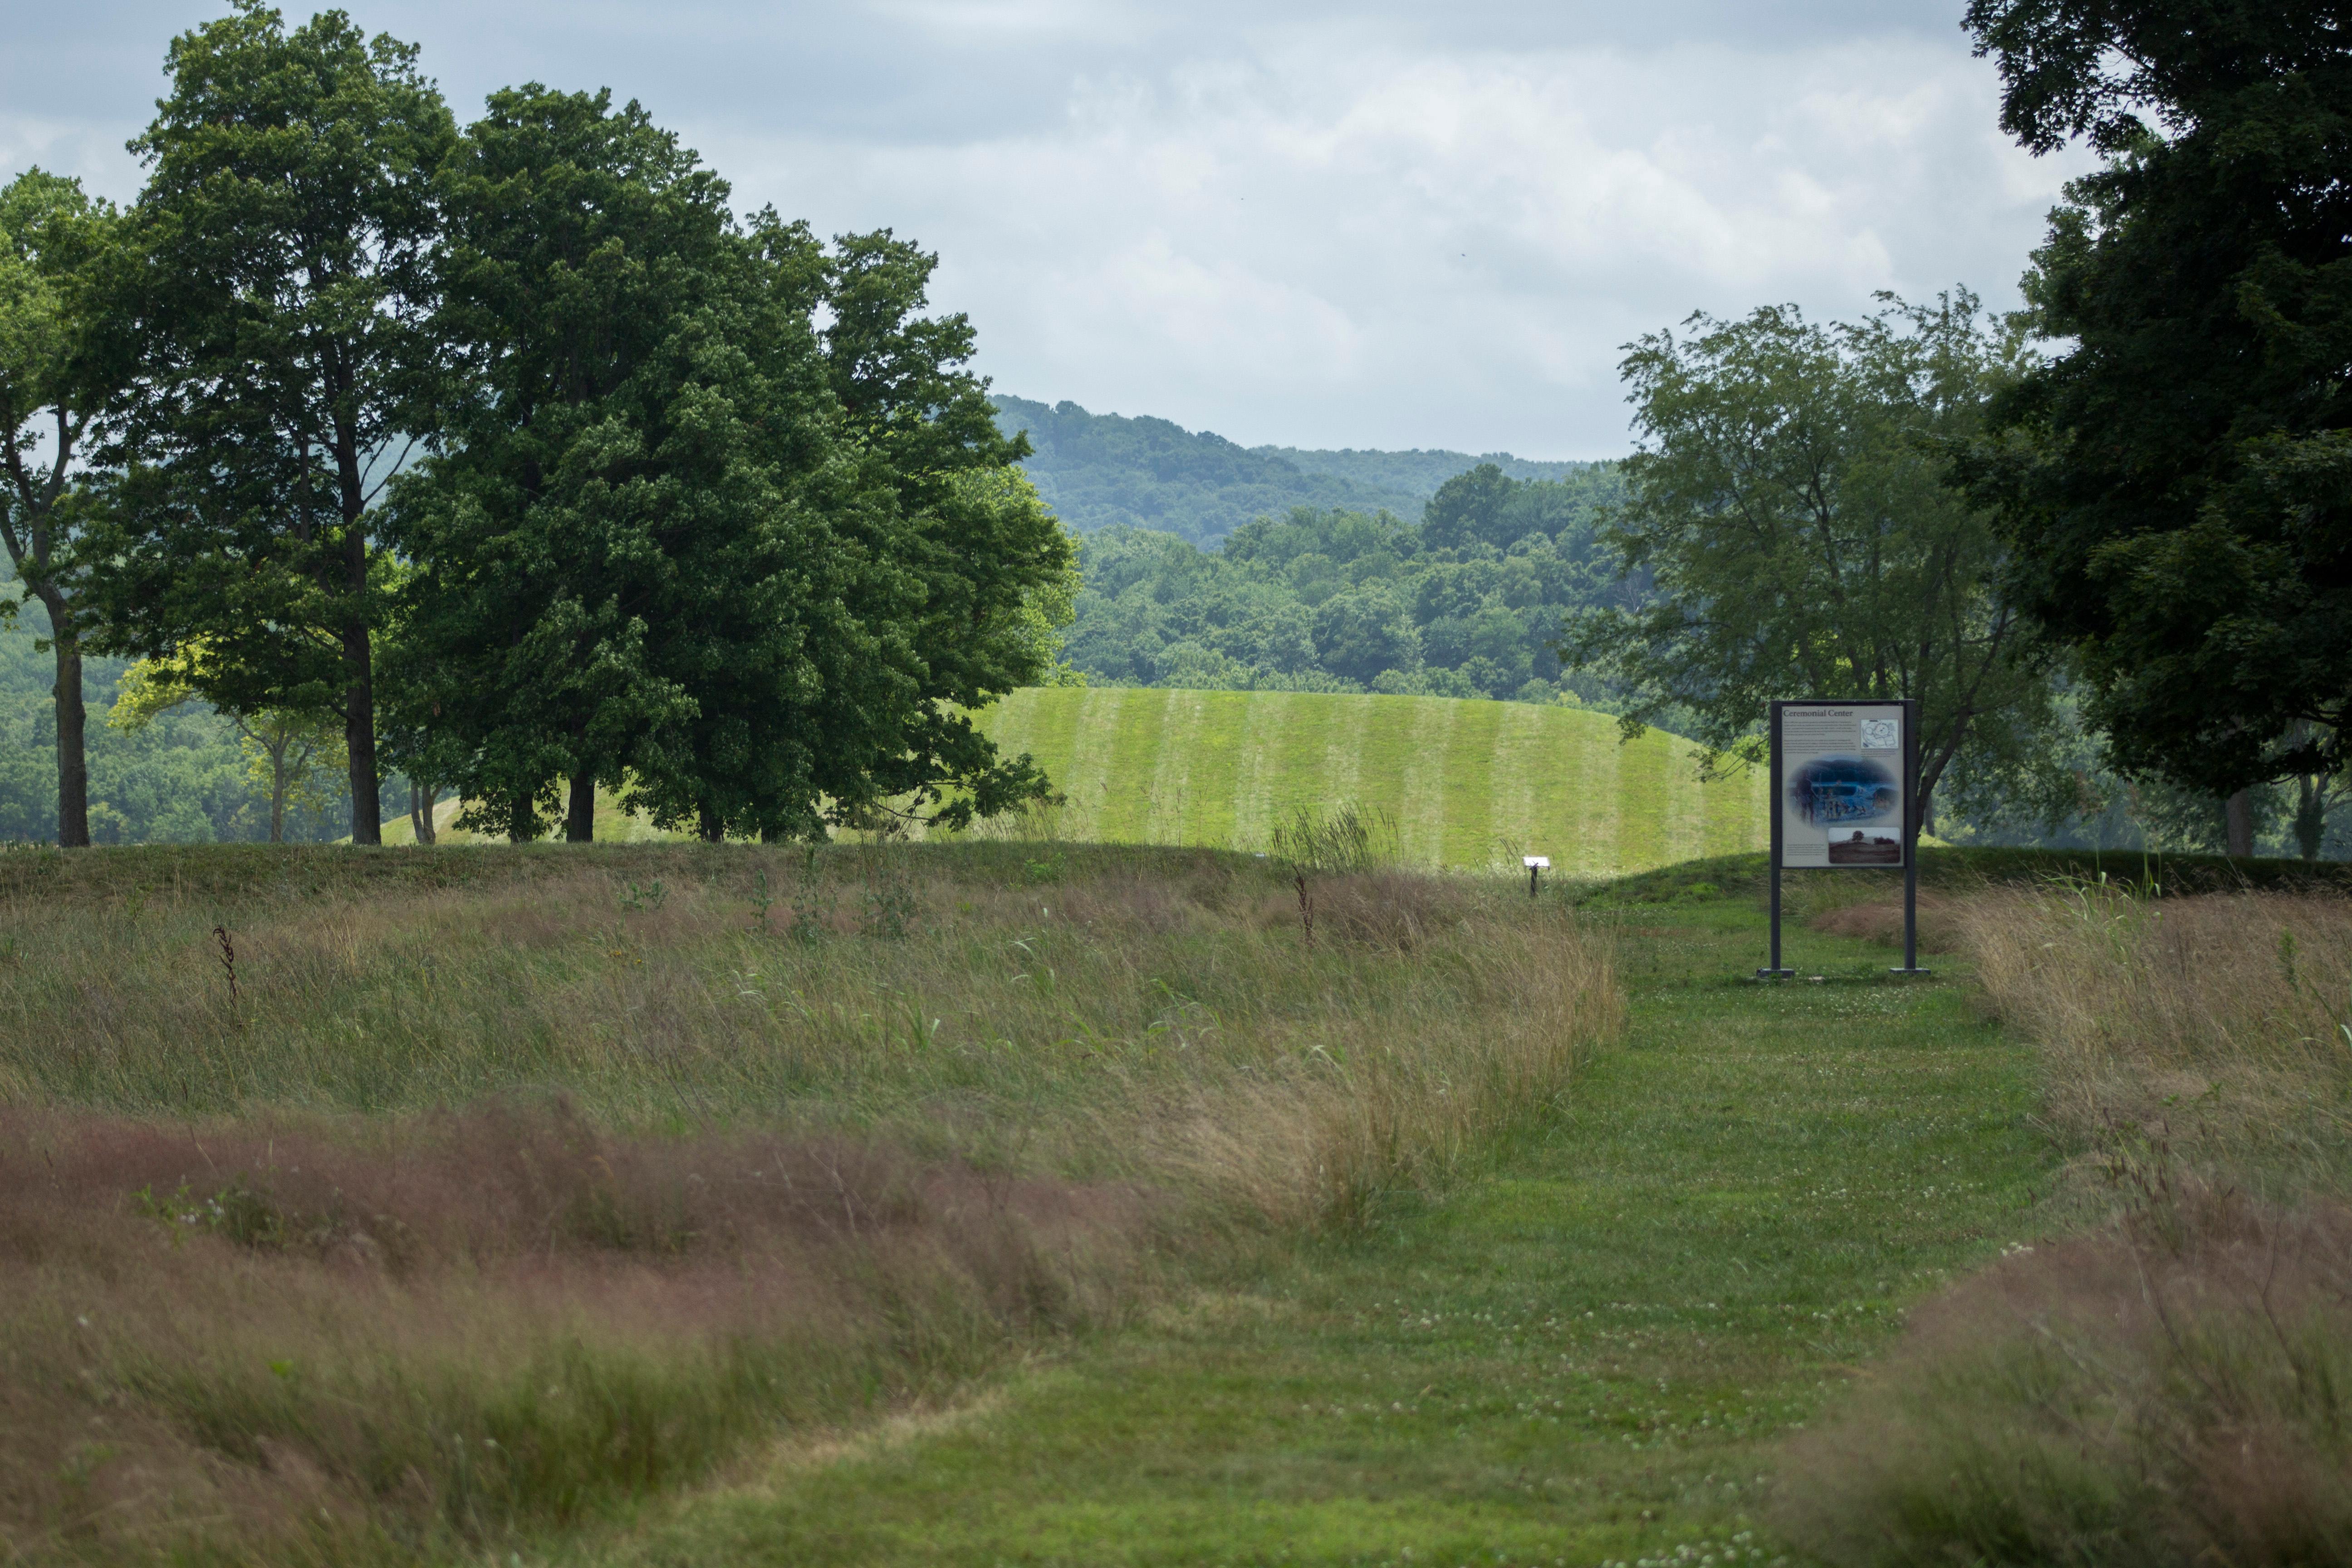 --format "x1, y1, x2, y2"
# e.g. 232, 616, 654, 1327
1524, 855, 1549, 898
1757, 698, 1928, 980
1891, 699, 1929, 977
1758, 709, 1793, 979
